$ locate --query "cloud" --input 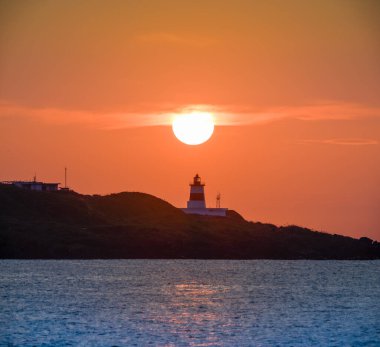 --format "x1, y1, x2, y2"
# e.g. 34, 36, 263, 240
1, 100, 379, 130
298, 138, 379, 146
0, 101, 173, 129
215, 102, 380, 126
